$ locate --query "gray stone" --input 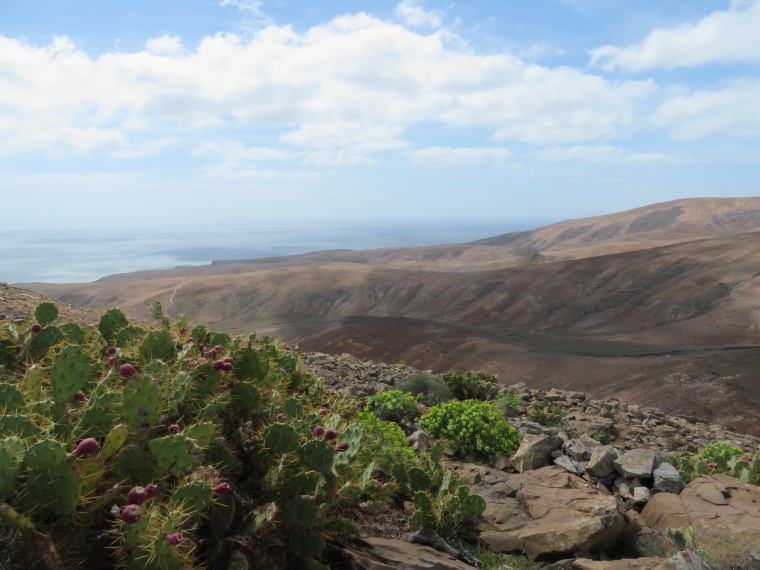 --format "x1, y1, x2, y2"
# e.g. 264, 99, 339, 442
587, 445, 620, 478
614, 448, 656, 479
406, 430, 430, 453
564, 435, 602, 461
511, 434, 565, 473
633, 486, 651, 505
553, 452, 584, 475
653, 462, 685, 494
